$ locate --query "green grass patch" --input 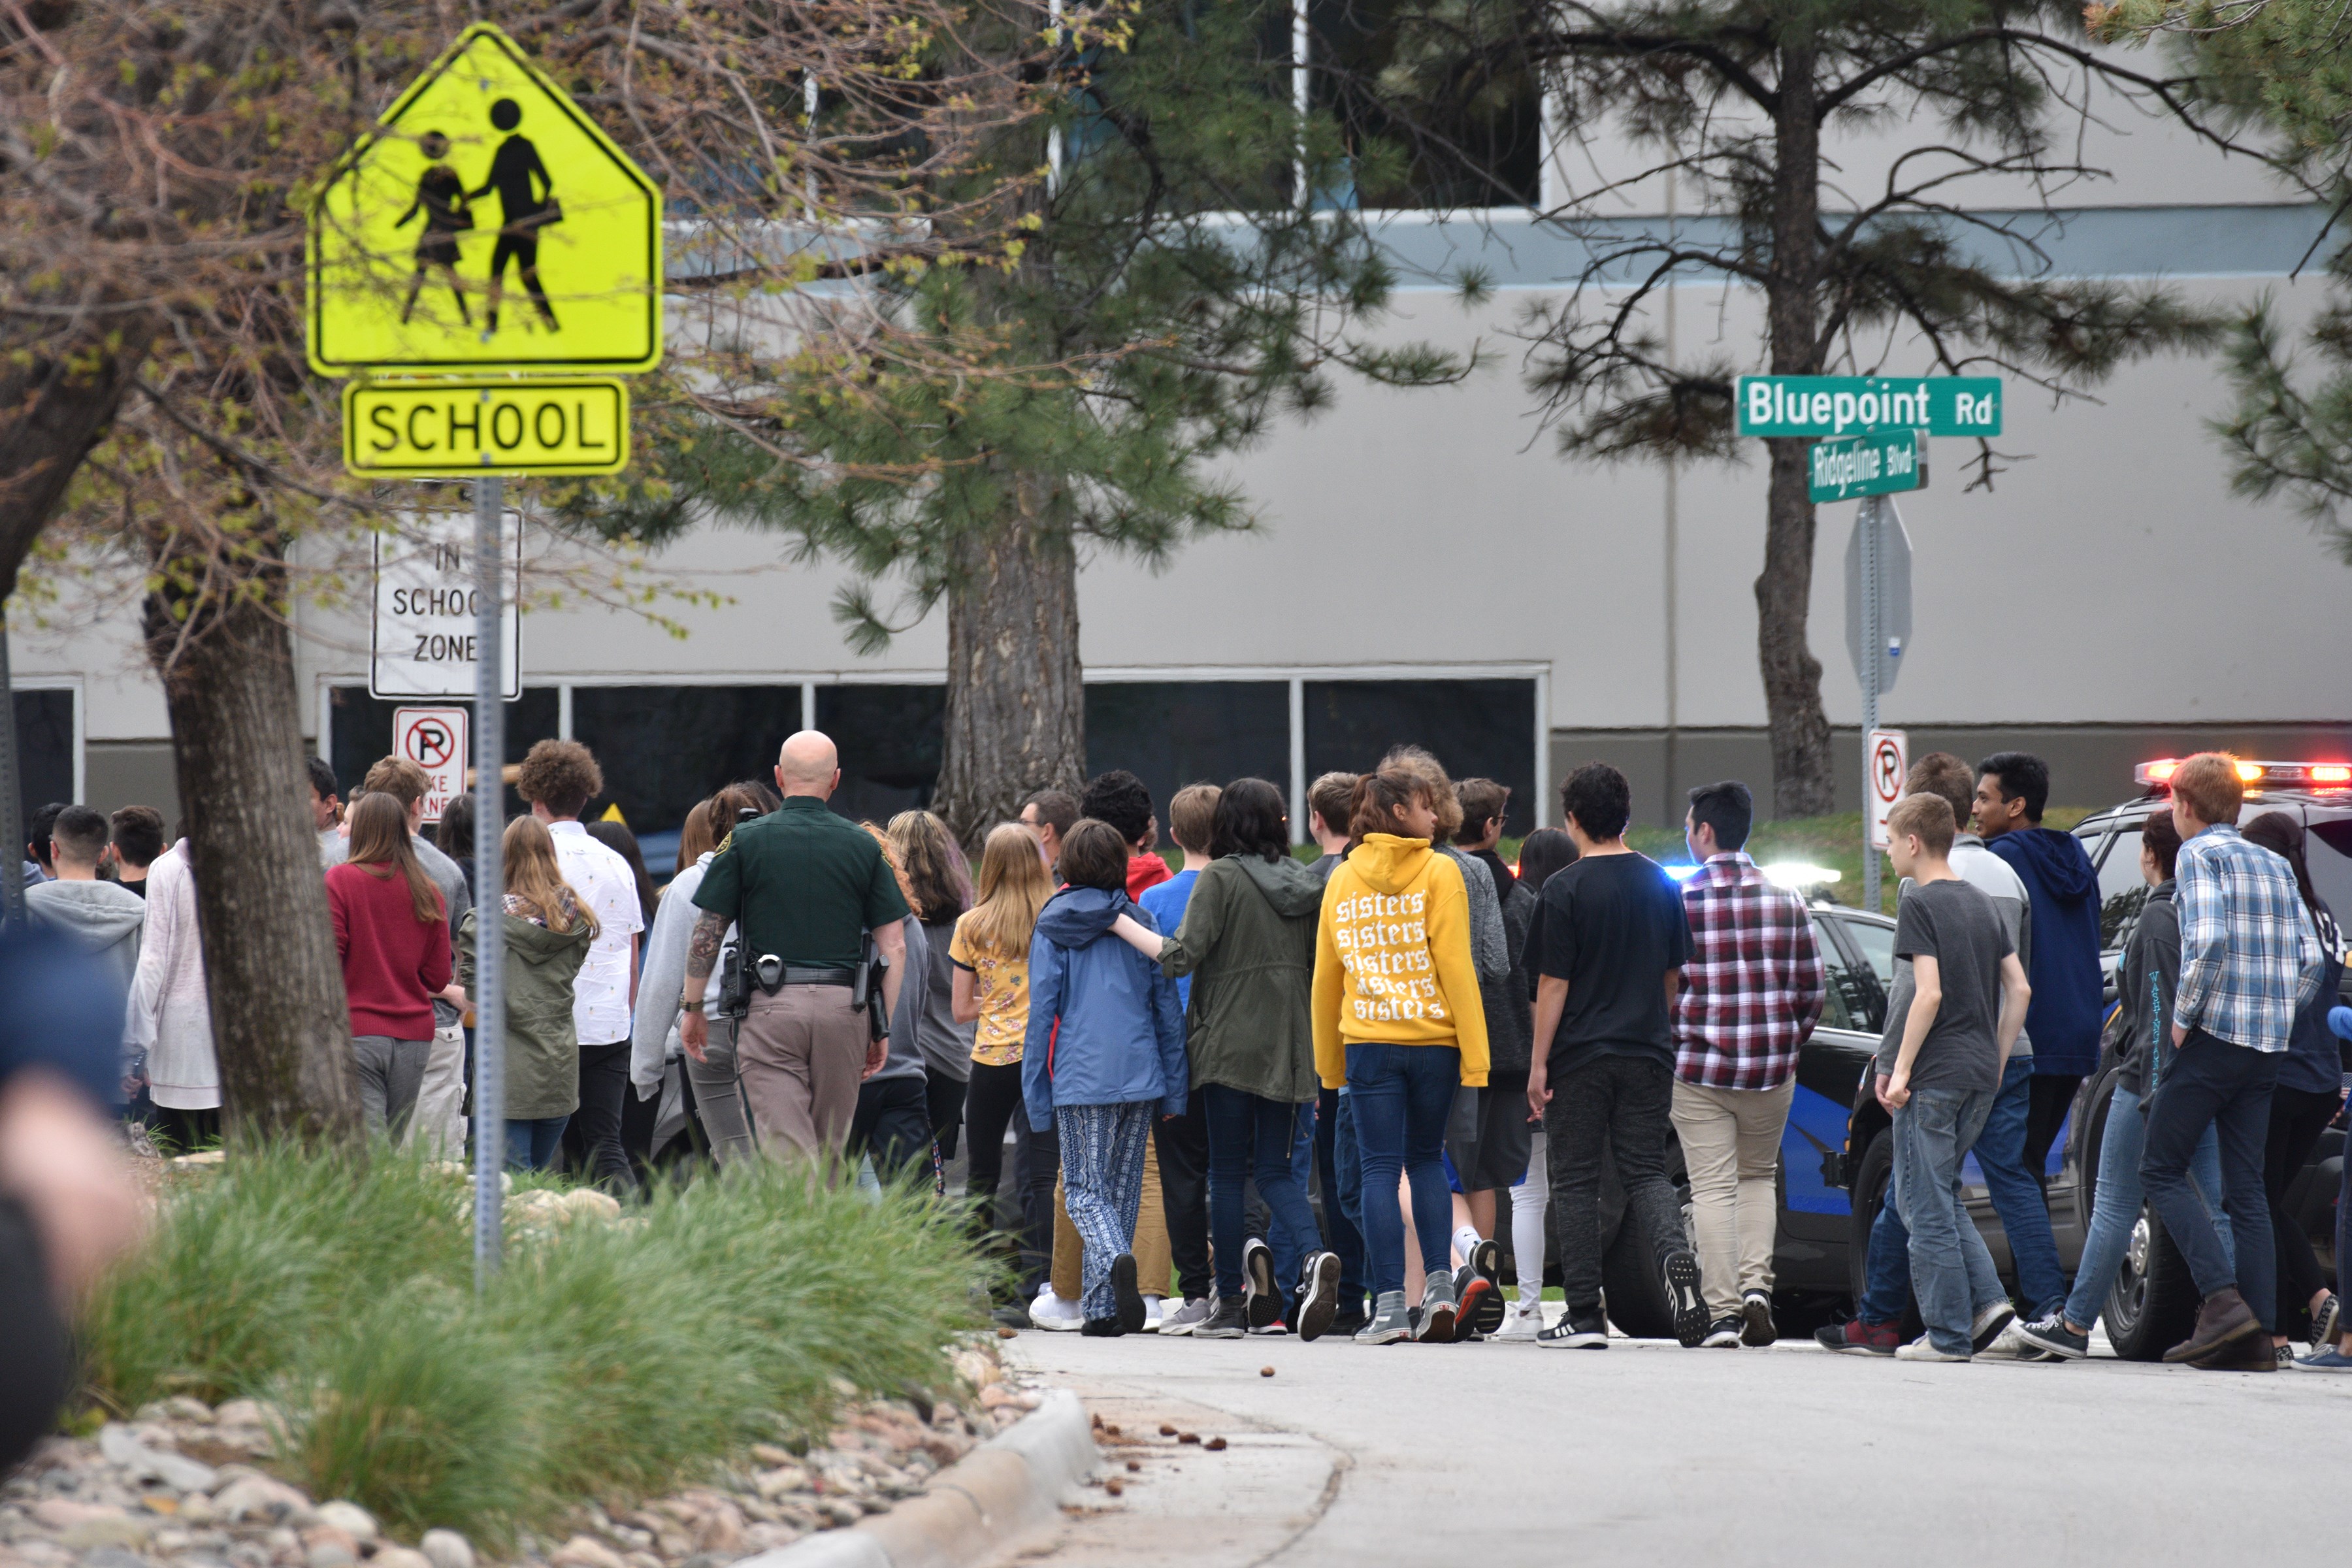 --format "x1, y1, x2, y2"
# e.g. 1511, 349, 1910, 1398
80, 1147, 985, 1549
